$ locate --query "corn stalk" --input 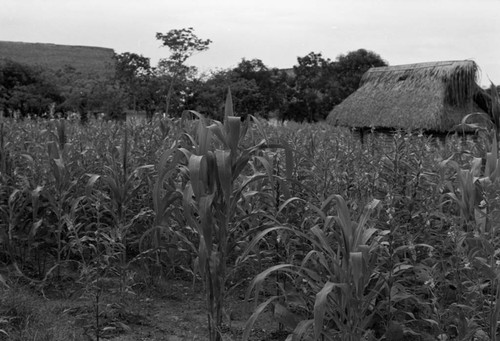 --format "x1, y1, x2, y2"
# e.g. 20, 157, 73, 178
442, 87, 500, 339
98, 123, 153, 293
242, 196, 384, 340
160, 89, 292, 340
43, 120, 77, 273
